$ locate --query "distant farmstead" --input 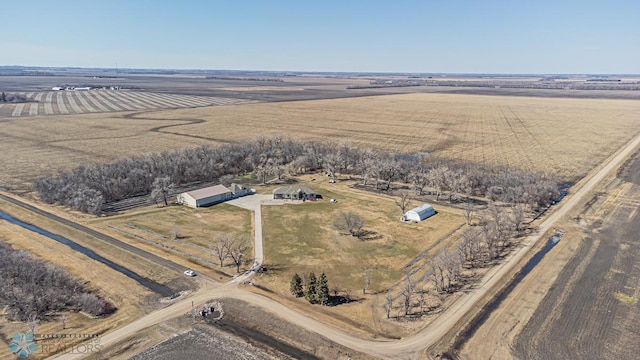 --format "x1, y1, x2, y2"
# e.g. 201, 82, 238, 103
402, 204, 436, 222
177, 183, 251, 208
272, 186, 317, 201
